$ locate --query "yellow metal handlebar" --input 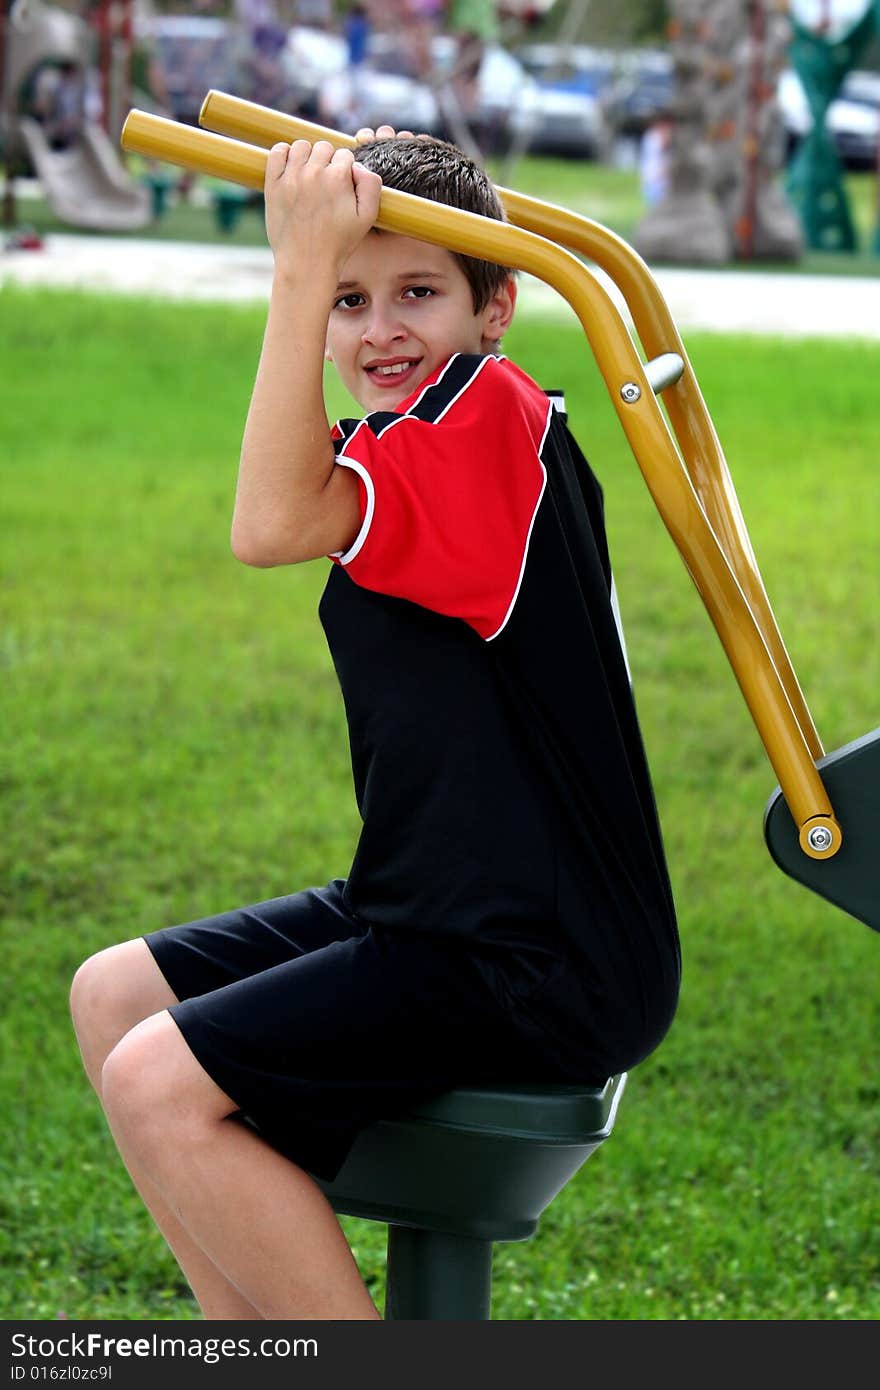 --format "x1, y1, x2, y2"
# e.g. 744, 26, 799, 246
119, 105, 841, 859
197, 91, 823, 771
